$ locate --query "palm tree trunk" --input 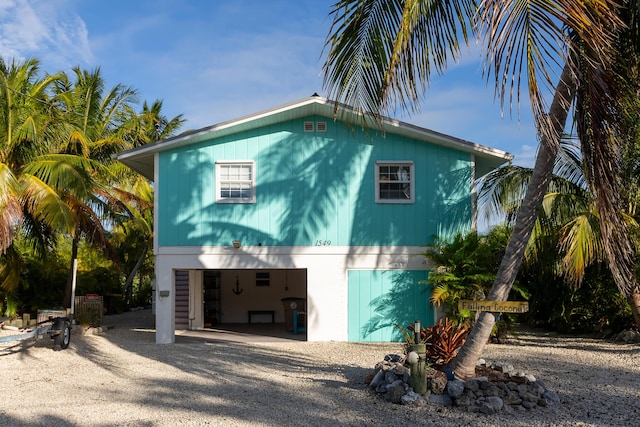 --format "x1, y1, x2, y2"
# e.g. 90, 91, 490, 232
628, 290, 640, 329
451, 63, 577, 379
124, 245, 148, 306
